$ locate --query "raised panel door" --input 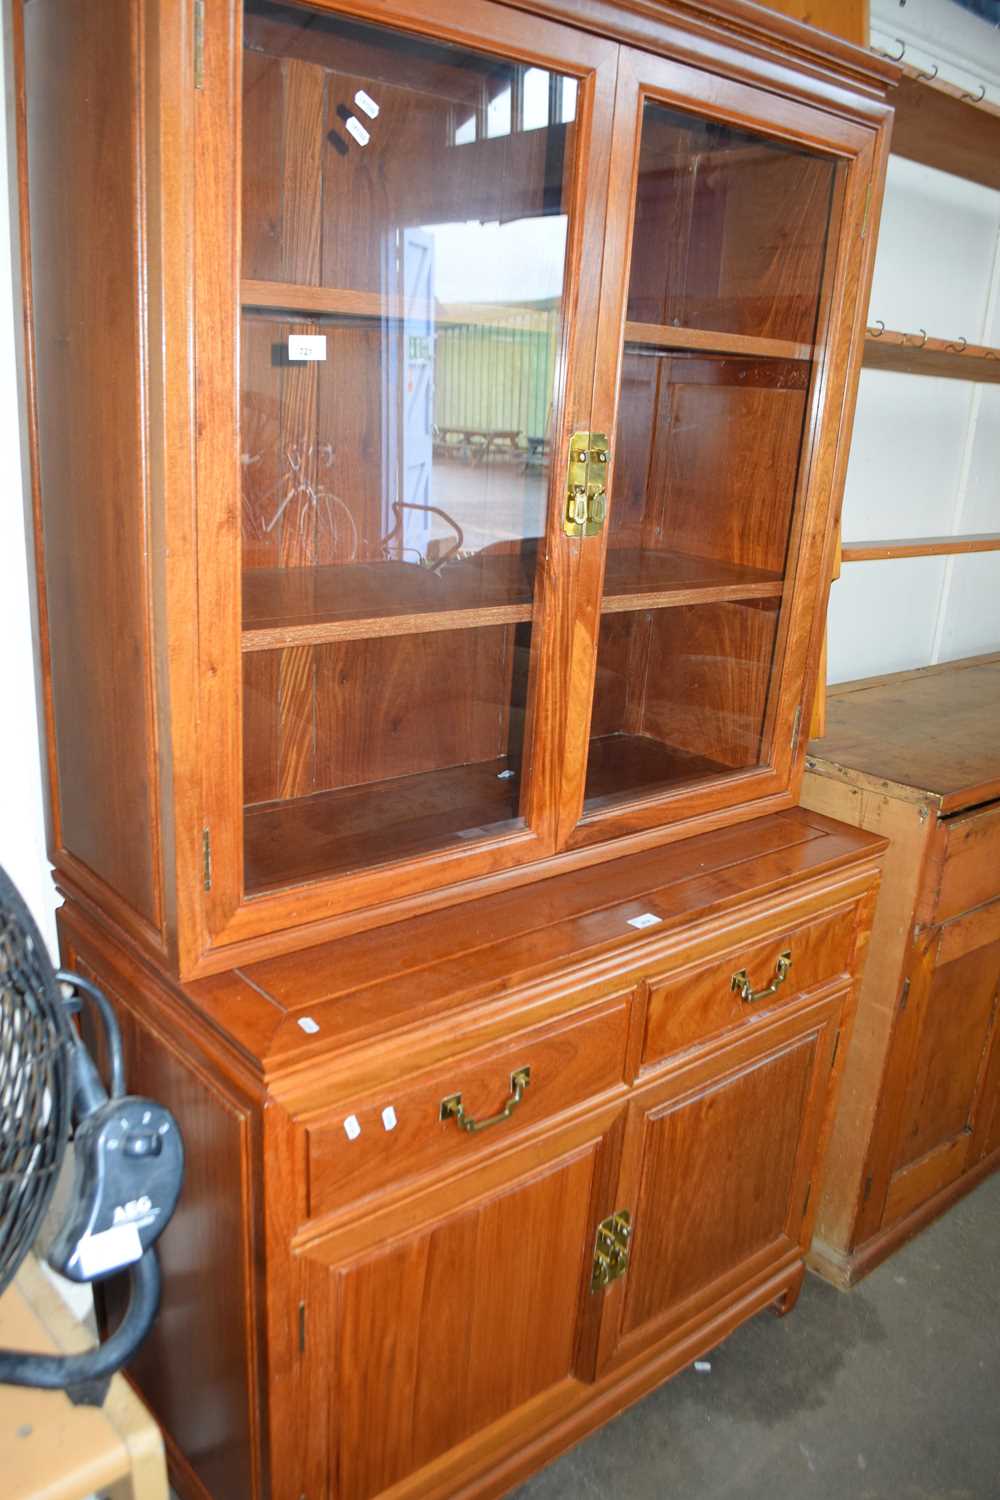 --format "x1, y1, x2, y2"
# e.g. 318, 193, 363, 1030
297, 1115, 622, 1500
596, 996, 843, 1371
